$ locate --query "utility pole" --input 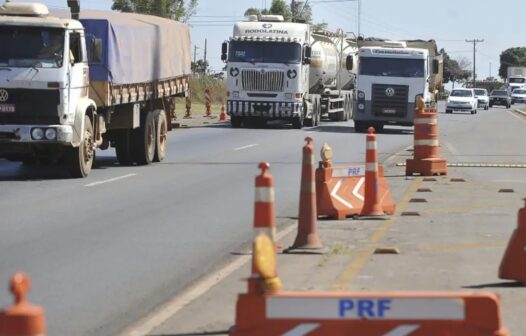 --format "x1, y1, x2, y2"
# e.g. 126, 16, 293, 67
466, 38, 484, 88
489, 62, 492, 79
357, 0, 361, 37
204, 39, 208, 74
